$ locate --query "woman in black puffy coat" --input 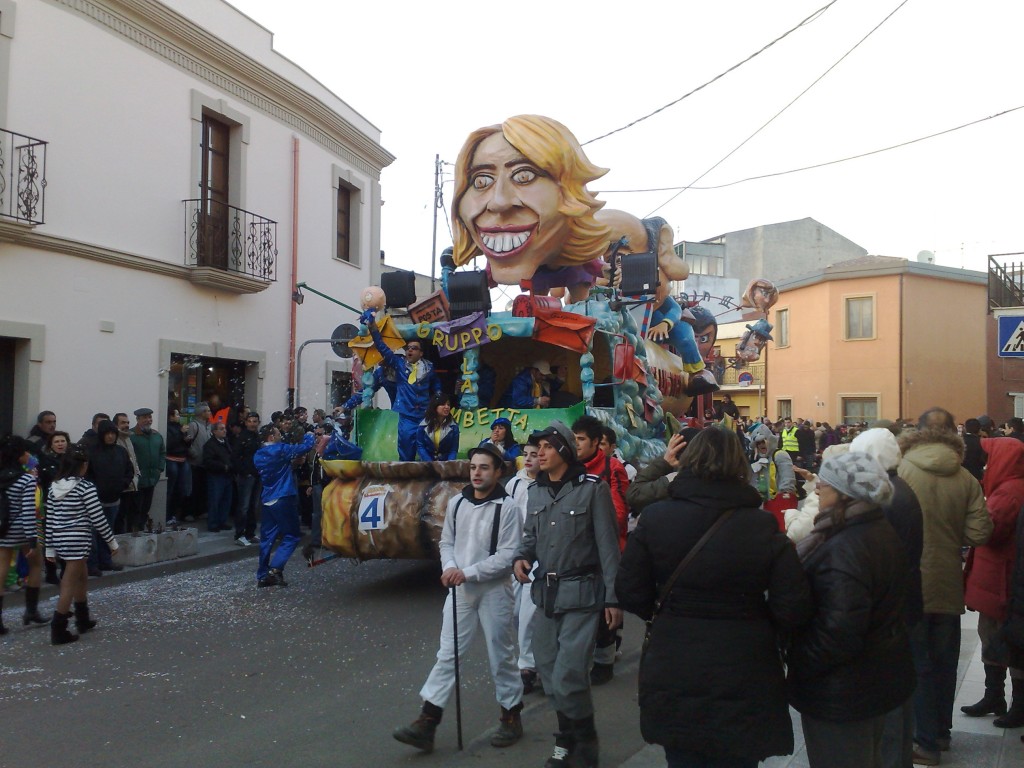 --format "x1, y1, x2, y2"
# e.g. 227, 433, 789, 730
787, 451, 916, 768
616, 428, 812, 768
